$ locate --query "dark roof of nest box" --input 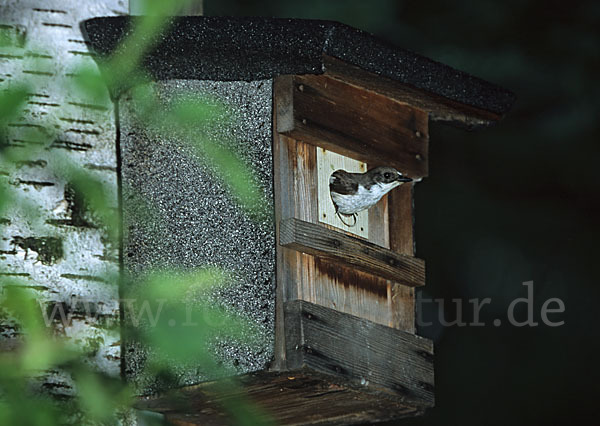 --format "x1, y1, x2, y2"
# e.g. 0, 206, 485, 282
83, 16, 515, 128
